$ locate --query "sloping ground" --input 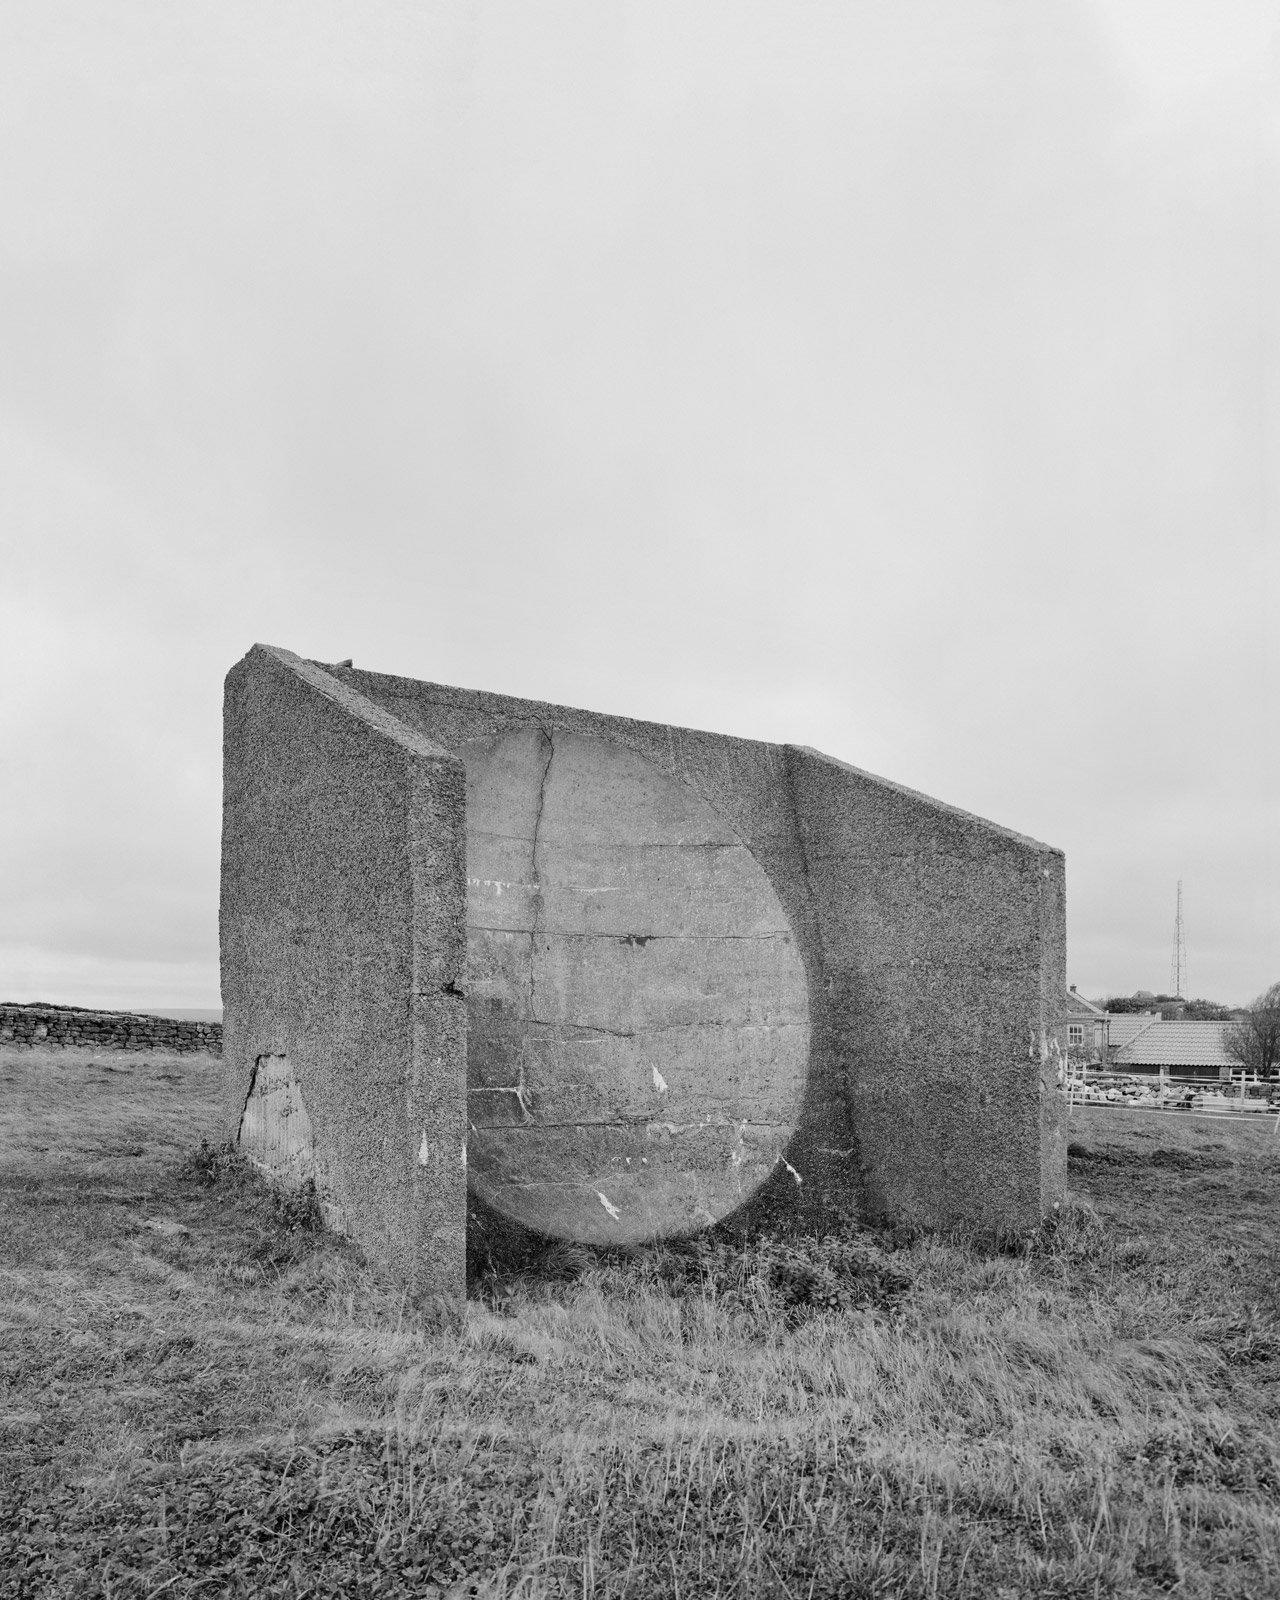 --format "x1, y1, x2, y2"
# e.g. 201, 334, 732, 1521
2, 1050, 1278, 1598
